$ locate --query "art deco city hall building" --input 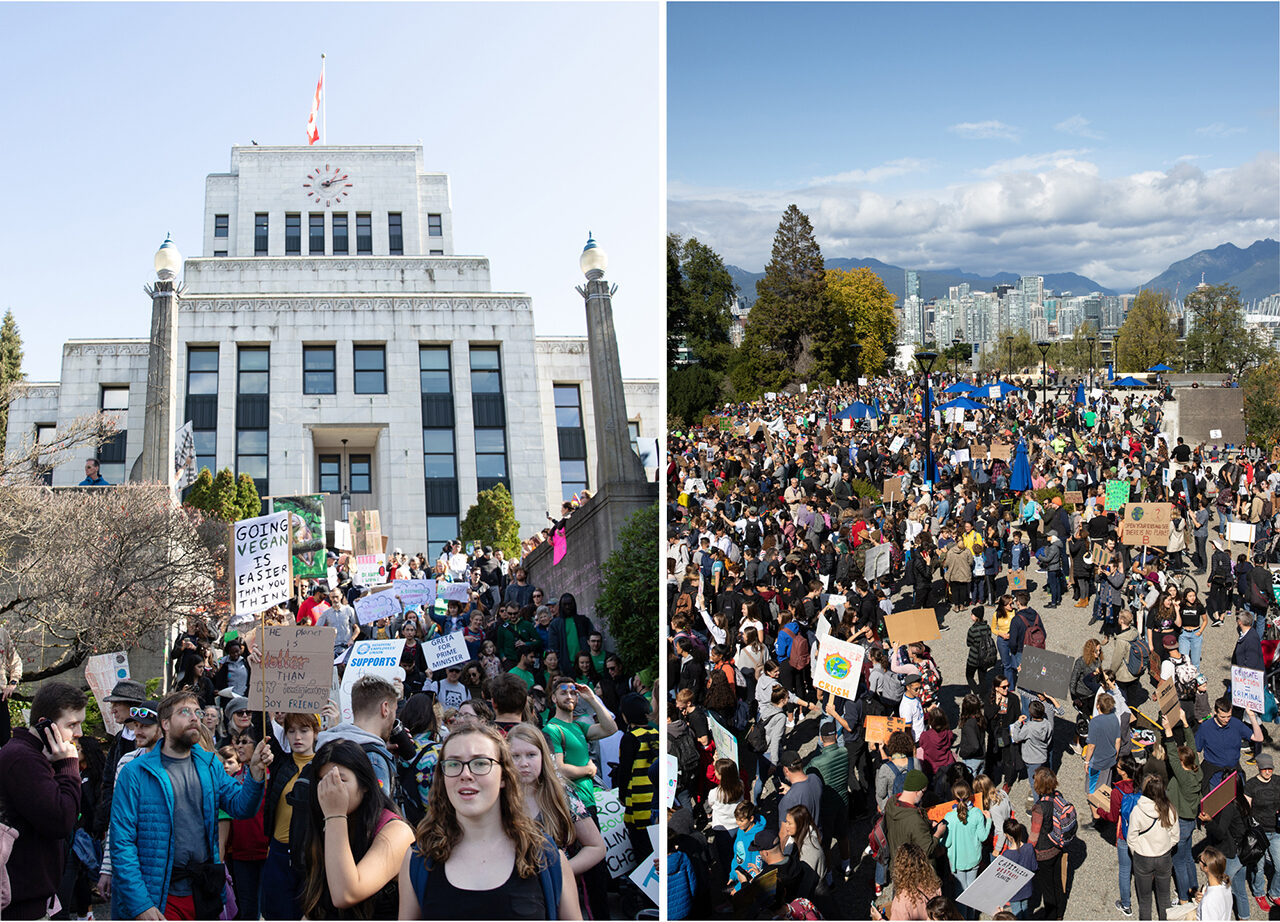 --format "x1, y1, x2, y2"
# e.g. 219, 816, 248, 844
7, 145, 658, 554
